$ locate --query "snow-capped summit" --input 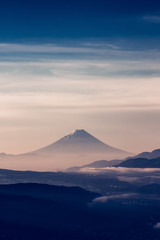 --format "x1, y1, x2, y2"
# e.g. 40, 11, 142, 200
70, 129, 86, 136
60, 129, 91, 141
57, 129, 105, 144
34, 129, 130, 158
